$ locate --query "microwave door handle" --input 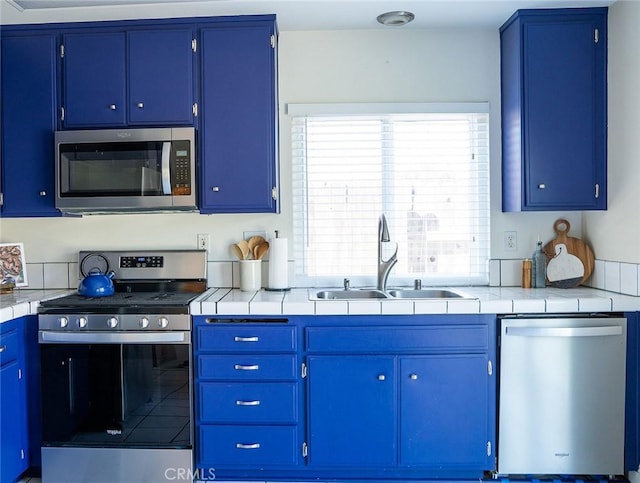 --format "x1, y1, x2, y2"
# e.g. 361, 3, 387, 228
161, 141, 172, 195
